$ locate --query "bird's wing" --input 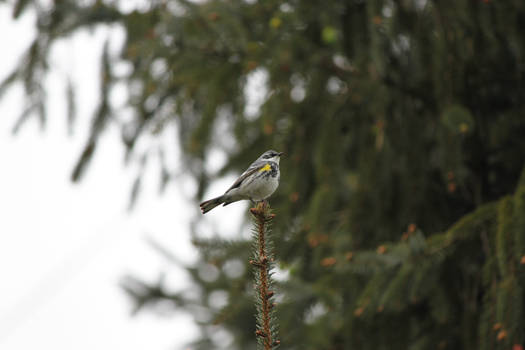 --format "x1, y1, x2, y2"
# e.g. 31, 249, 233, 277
225, 161, 268, 193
